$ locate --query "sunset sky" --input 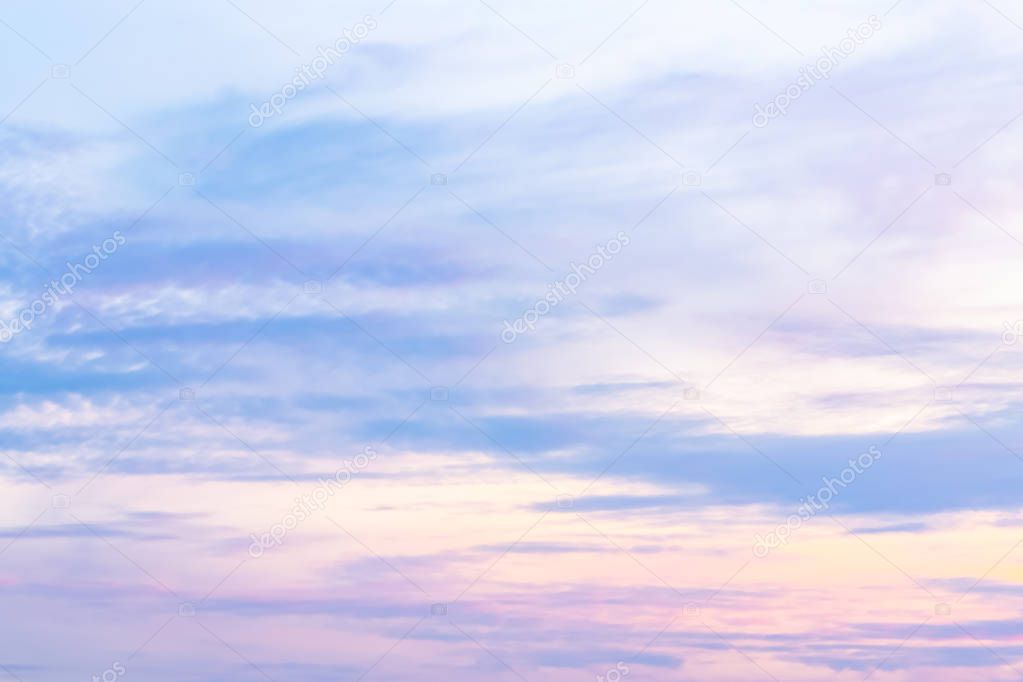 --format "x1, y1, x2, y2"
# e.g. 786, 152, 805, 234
1, 1, 1023, 680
